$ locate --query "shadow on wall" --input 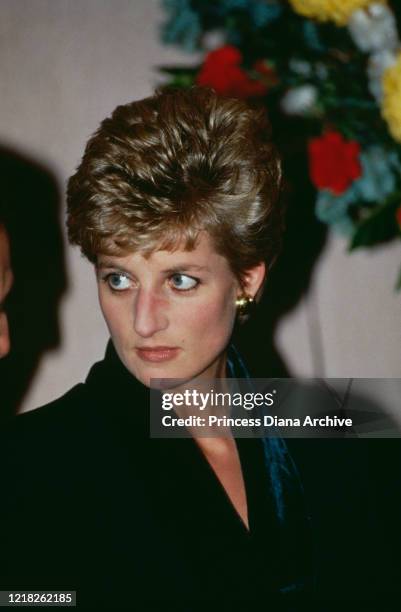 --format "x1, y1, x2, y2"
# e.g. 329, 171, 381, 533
0, 146, 67, 420
234, 118, 328, 376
